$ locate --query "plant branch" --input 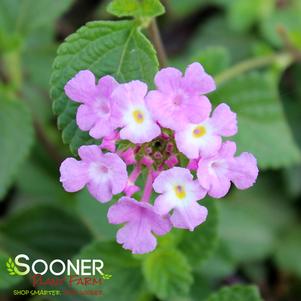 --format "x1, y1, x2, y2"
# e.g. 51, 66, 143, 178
215, 52, 292, 85
148, 19, 168, 68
